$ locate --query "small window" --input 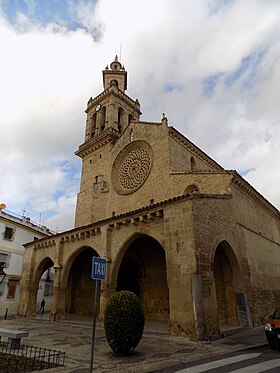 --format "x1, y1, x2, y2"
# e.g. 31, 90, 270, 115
3, 226, 15, 241
110, 79, 118, 87
185, 184, 199, 194
0, 252, 10, 268
190, 157, 197, 171
118, 108, 123, 131
7, 280, 17, 299
44, 282, 53, 297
